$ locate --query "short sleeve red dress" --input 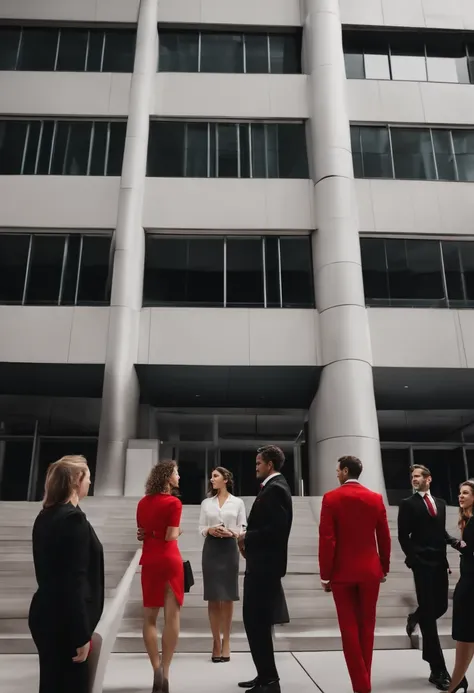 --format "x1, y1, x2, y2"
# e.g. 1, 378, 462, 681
137, 493, 184, 608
